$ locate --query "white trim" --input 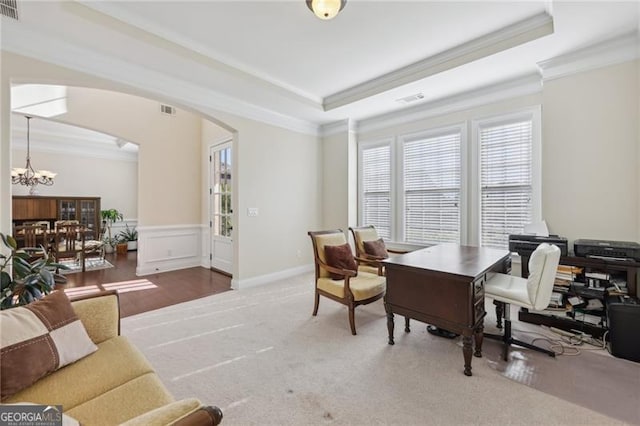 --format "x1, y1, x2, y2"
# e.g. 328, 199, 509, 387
231, 264, 314, 290
397, 124, 466, 245
357, 73, 542, 135
1, 23, 320, 136
538, 31, 640, 81
319, 119, 351, 137
324, 12, 553, 110
136, 224, 203, 275
357, 137, 394, 234
470, 106, 542, 248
